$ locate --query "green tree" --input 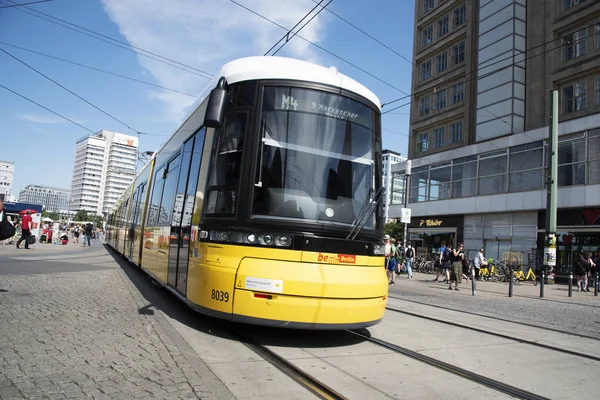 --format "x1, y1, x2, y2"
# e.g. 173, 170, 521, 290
384, 221, 404, 242
93, 214, 105, 227
74, 210, 89, 222
42, 210, 59, 221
